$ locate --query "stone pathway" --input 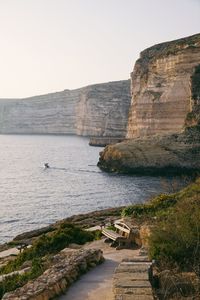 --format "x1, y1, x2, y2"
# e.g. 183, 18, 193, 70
59, 239, 141, 300
59, 257, 116, 300
0, 247, 20, 258
86, 225, 102, 232
113, 259, 154, 299
0, 245, 31, 259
